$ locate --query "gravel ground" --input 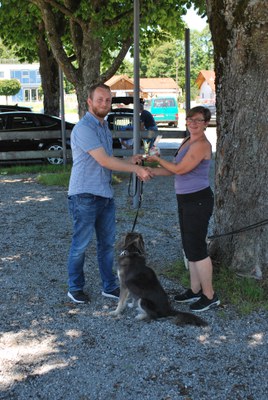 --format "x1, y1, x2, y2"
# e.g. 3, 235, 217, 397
0, 170, 267, 400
